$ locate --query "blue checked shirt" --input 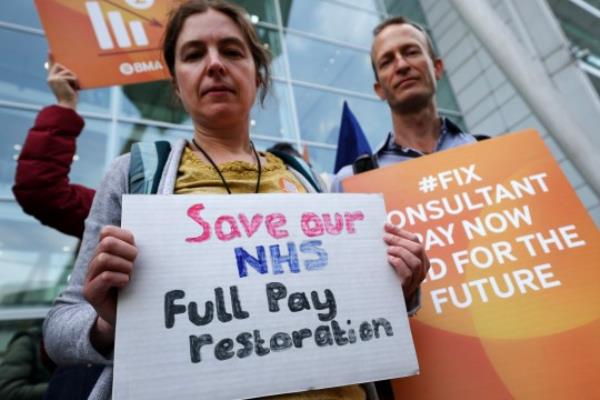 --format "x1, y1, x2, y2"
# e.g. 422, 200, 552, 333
332, 118, 476, 192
